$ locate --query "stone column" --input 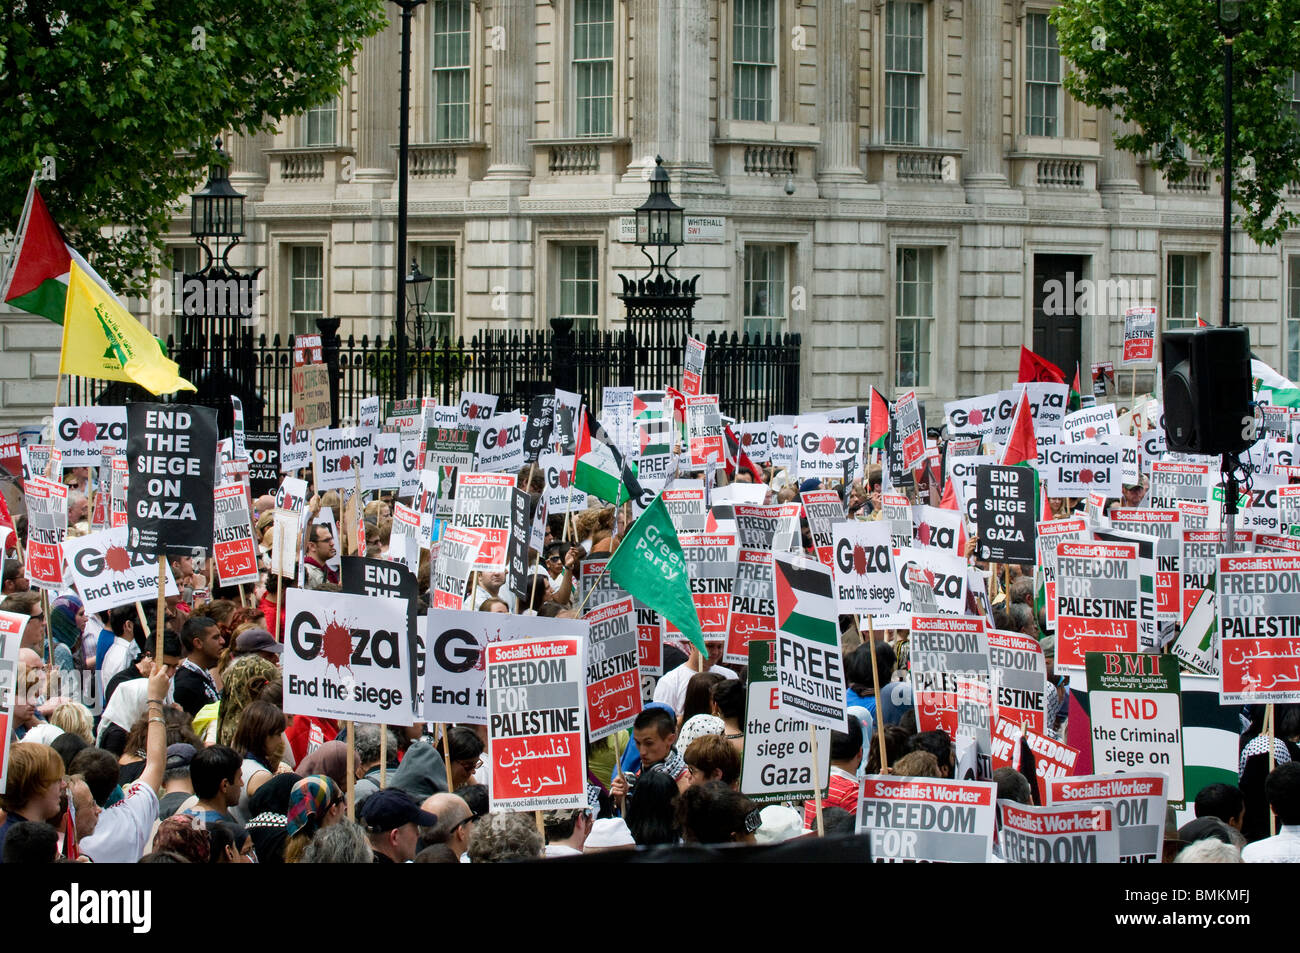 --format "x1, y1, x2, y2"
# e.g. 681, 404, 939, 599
964, 0, 1008, 187
1099, 109, 1141, 195
817, 0, 868, 192
484, 0, 533, 180
355, 17, 399, 182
